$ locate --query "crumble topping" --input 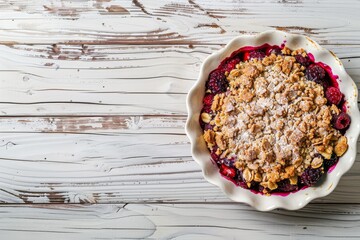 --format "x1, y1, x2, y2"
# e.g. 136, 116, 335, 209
202, 47, 349, 194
